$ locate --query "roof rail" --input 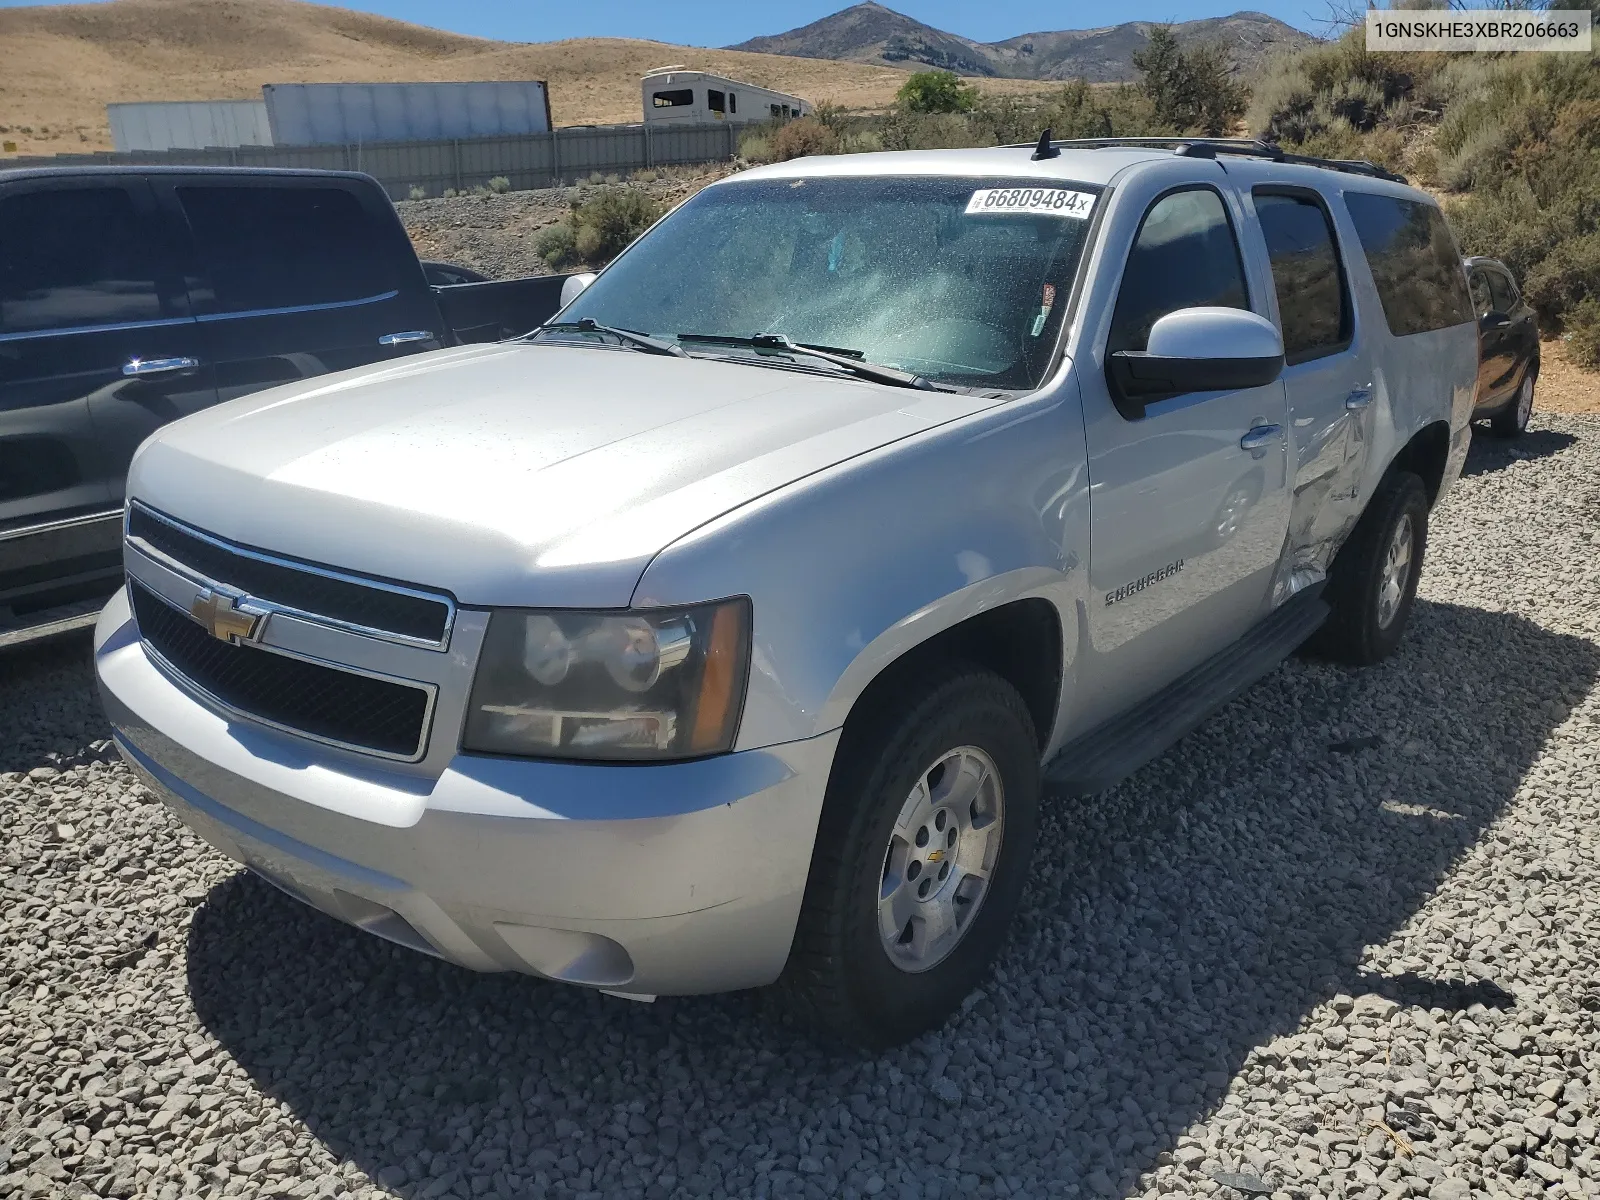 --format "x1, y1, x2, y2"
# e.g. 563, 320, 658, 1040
1008, 136, 1409, 184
